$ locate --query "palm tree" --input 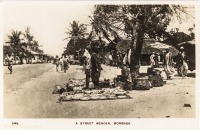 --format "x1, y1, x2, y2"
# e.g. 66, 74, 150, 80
7, 30, 25, 63
65, 21, 88, 39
